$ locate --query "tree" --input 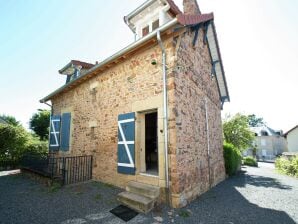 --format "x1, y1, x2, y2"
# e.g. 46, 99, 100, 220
0, 124, 28, 161
223, 113, 255, 151
29, 109, 50, 140
248, 114, 265, 127
0, 114, 20, 126
0, 123, 48, 162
